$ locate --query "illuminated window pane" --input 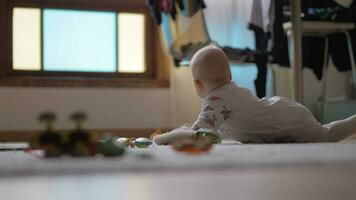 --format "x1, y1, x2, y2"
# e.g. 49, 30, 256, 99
118, 13, 145, 73
43, 9, 117, 72
12, 8, 41, 70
